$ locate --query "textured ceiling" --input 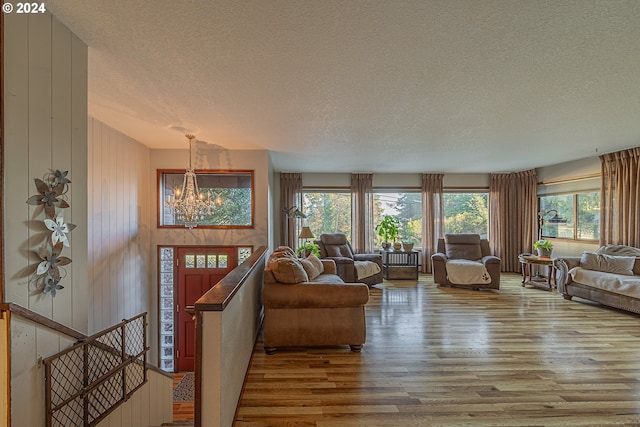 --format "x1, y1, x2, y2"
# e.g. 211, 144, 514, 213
46, 0, 640, 173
